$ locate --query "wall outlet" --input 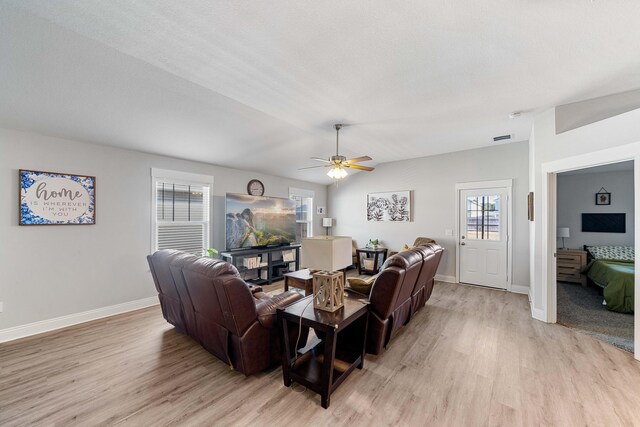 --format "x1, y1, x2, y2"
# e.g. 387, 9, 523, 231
445, 229, 453, 236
